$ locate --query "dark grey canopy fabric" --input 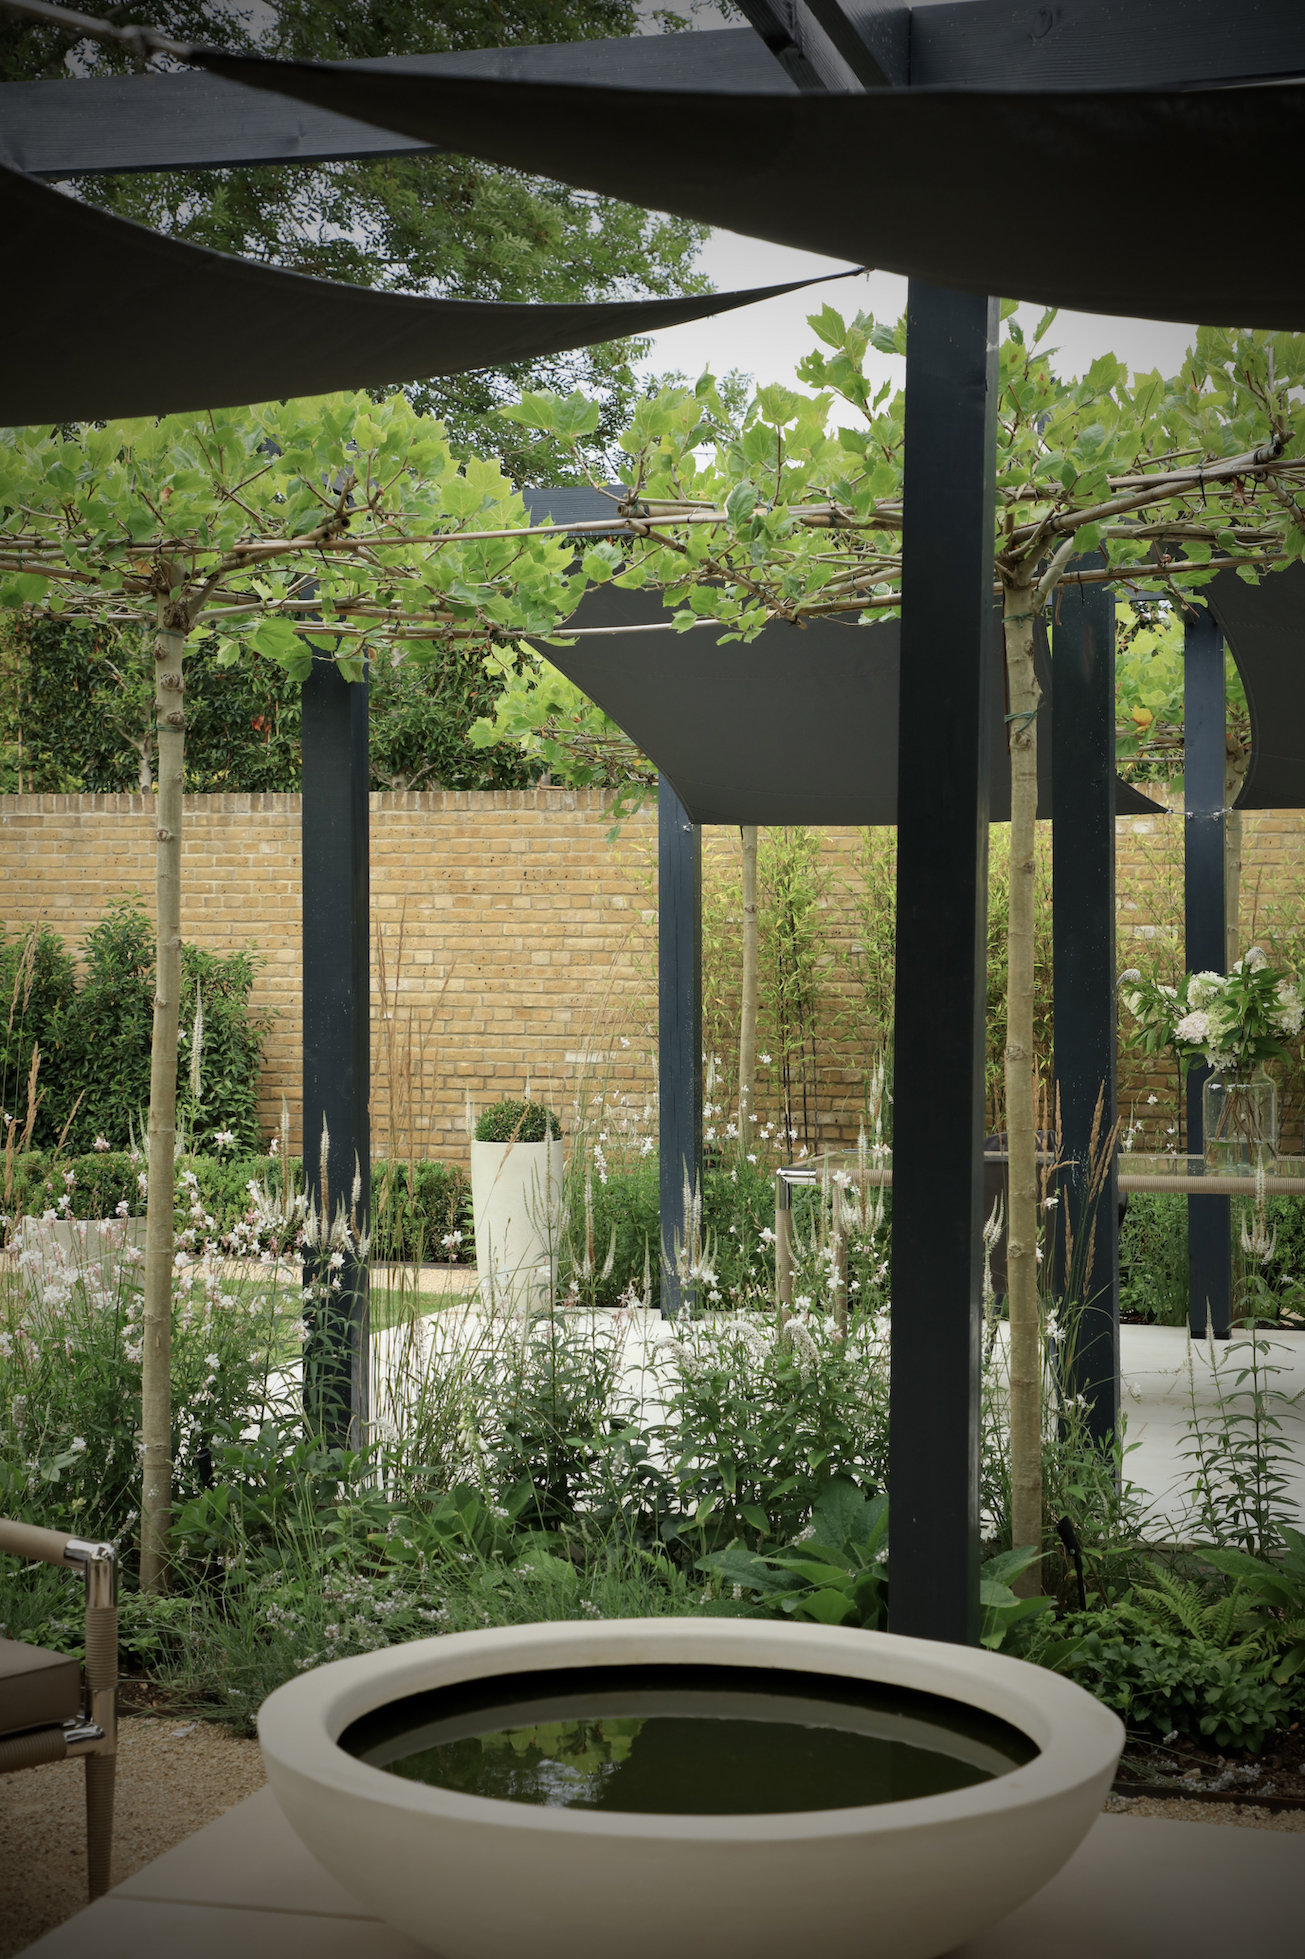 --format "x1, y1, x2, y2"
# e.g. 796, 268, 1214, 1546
1, 31, 791, 177
0, 164, 839, 426
550, 584, 1160, 826
1208, 565, 1305, 811
184, 48, 1305, 327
